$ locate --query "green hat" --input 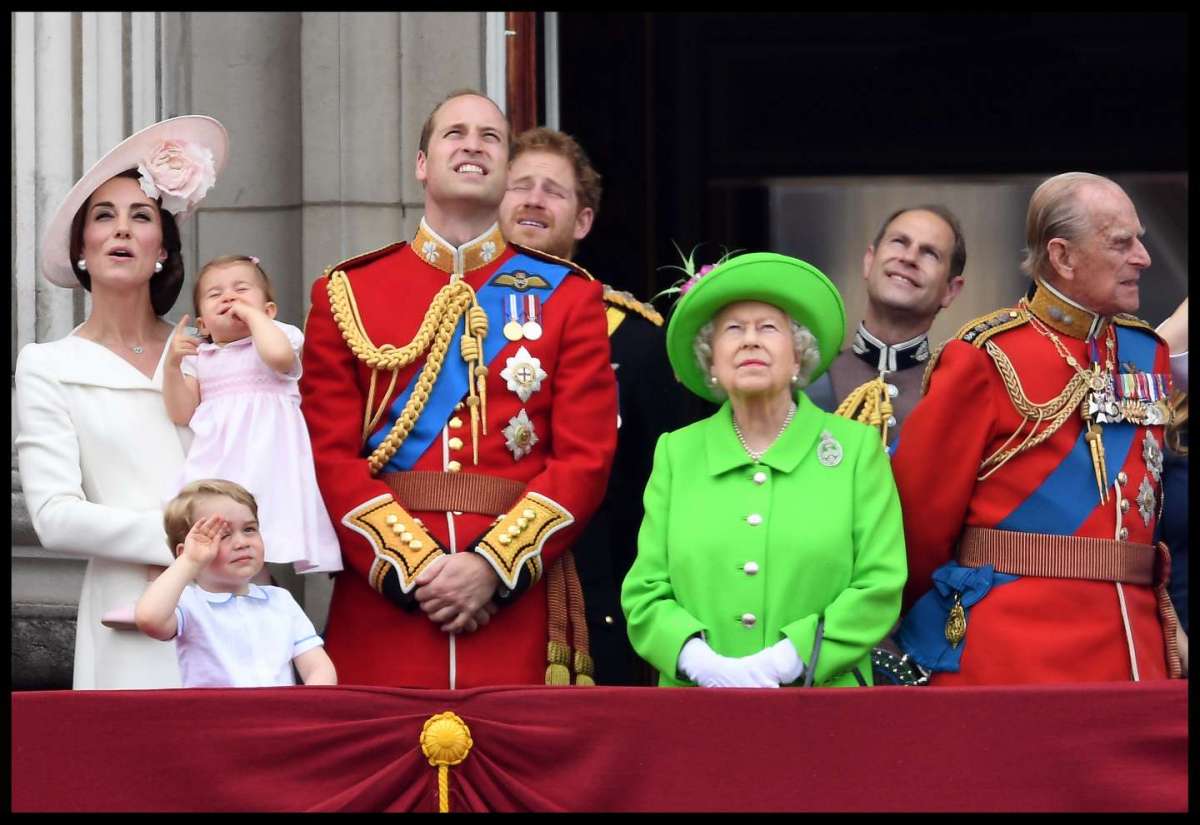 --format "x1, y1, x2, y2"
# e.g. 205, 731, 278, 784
665, 252, 846, 402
